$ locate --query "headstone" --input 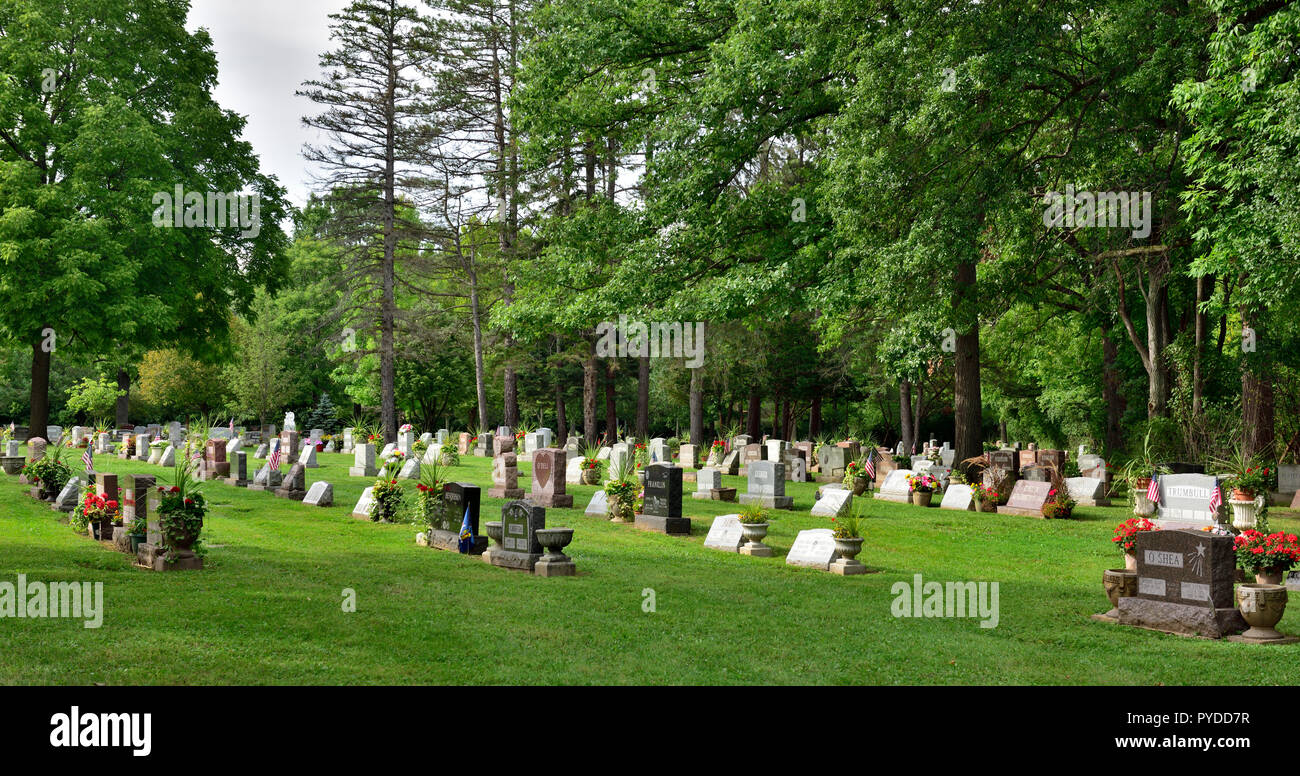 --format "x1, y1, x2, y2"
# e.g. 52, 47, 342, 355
379, 442, 396, 461
350, 487, 376, 519
205, 439, 230, 478
458, 432, 472, 455
1018, 449, 1037, 470
398, 430, 415, 455
565, 455, 584, 485
741, 443, 763, 474
692, 467, 722, 500
298, 445, 319, 469
1065, 476, 1110, 507
996, 480, 1052, 517
648, 438, 668, 463
527, 448, 573, 508
765, 439, 787, 464
428, 482, 486, 554
274, 463, 307, 500
939, 483, 975, 512
810, 487, 852, 517
785, 529, 839, 571
739, 460, 793, 509
719, 449, 740, 475
397, 457, 420, 480
134, 433, 150, 461
283, 411, 295, 432
1117, 529, 1246, 639
816, 445, 848, 482
280, 430, 300, 463
1277, 465, 1300, 495
637, 463, 688, 535
349, 443, 377, 478
703, 514, 744, 553
471, 432, 493, 457
678, 444, 699, 469
53, 476, 82, 512
223, 450, 250, 487
253, 444, 267, 459
488, 499, 546, 572
873, 469, 915, 504
304, 481, 333, 507
158, 445, 176, 467
584, 490, 608, 516
488, 437, 524, 499
1155, 473, 1223, 529
342, 428, 355, 454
